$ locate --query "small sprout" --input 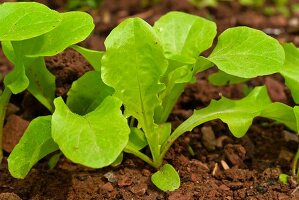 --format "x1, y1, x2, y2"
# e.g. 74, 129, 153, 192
151, 164, 180, 191
279, 174, 289, 184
